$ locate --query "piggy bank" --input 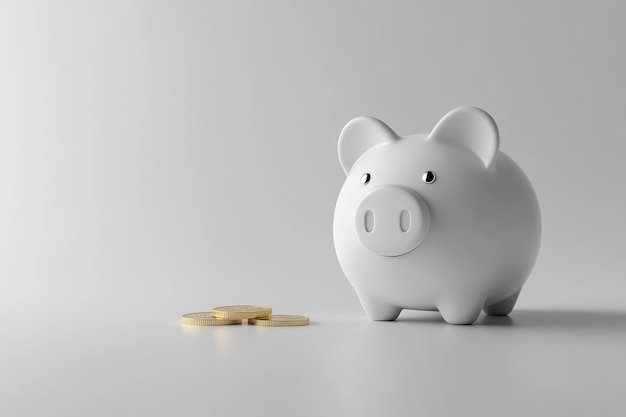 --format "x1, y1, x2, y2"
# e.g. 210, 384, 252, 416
333, 106, 541, 324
